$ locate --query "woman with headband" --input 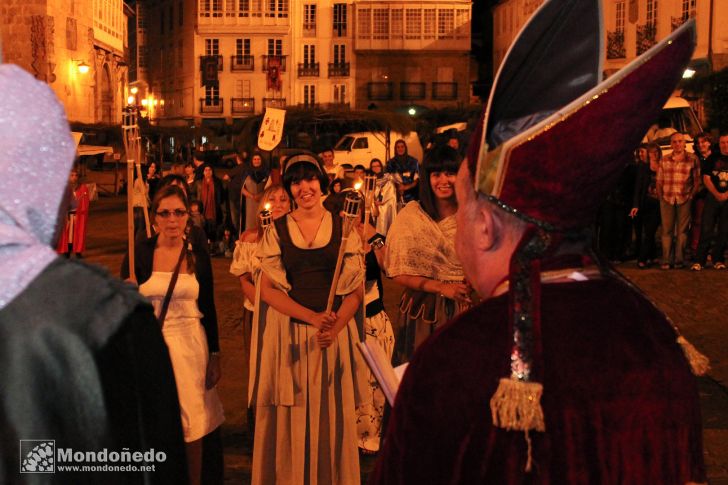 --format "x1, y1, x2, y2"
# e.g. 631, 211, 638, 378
249, 153, 367, 485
